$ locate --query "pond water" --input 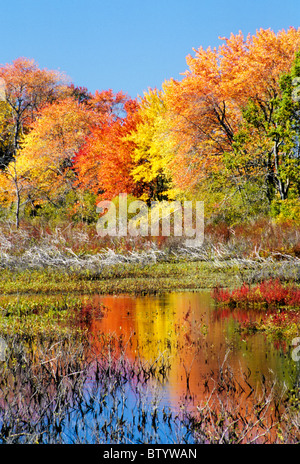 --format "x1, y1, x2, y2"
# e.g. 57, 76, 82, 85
83, 291, 298, 407
0, 290, 299, 444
